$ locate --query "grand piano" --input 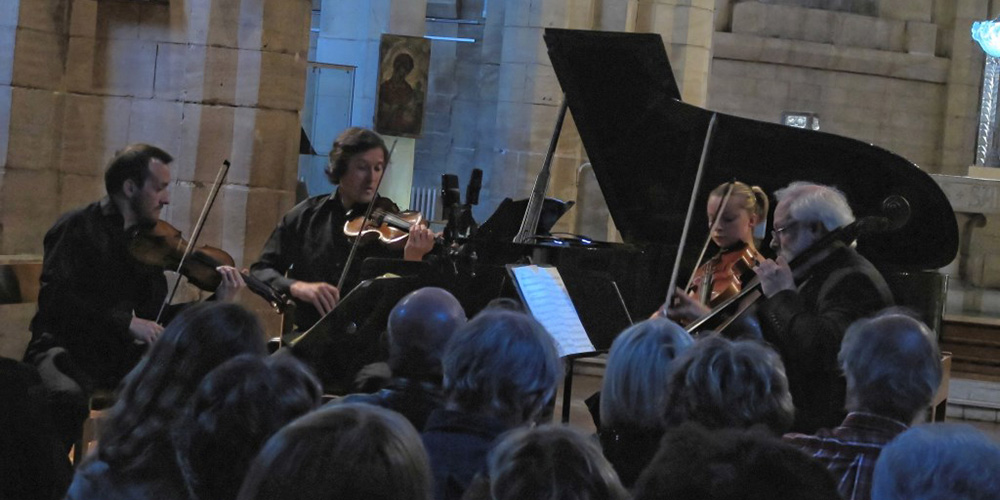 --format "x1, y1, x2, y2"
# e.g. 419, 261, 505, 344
287, 29, 959, 394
